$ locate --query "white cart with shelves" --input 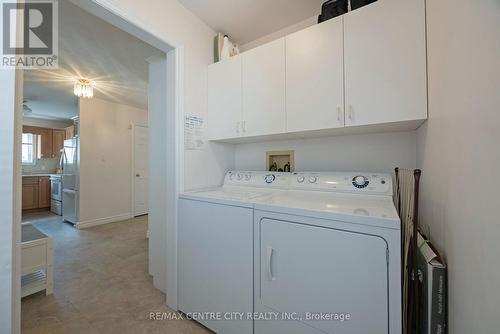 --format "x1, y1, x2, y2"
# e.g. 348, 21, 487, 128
21, 224, 53, 297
